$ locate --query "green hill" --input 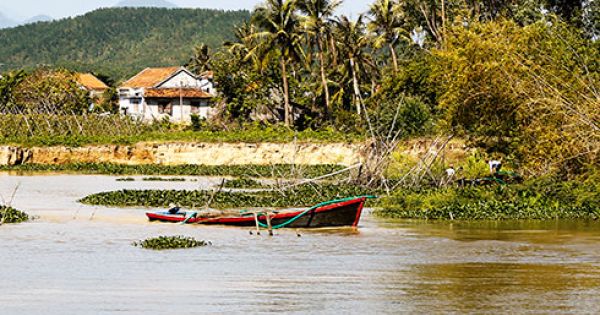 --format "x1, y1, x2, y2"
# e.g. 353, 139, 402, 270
0, 7, 250, 81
